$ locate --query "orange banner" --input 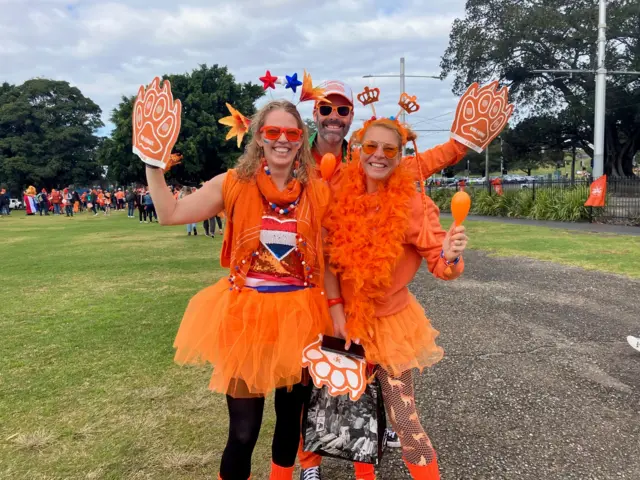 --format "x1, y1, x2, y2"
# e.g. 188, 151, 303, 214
584, 175, 607, 207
